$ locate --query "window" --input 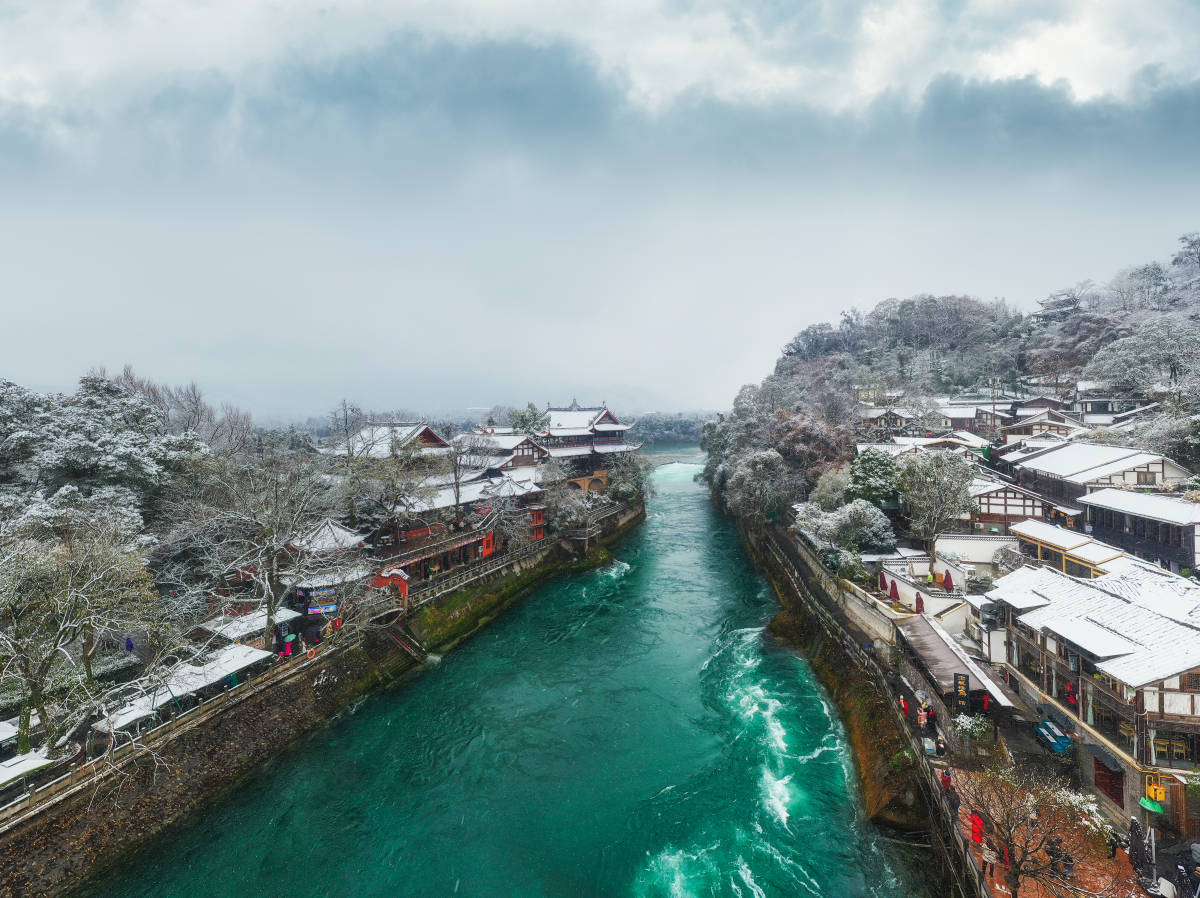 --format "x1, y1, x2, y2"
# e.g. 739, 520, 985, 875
1182, 672, 1200, 692
1138, 471, 1156, 485
1094, 759, 1125, 808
